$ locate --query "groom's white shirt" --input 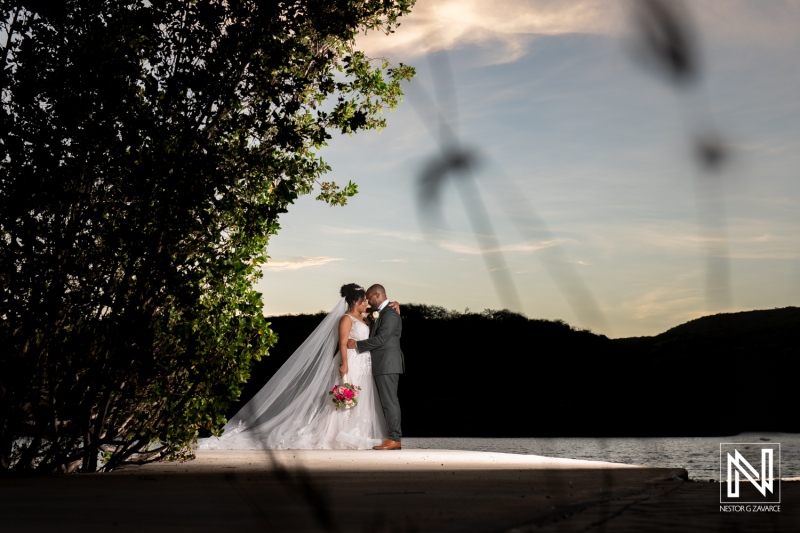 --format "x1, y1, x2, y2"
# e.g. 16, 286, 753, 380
377, 299, 389, 312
